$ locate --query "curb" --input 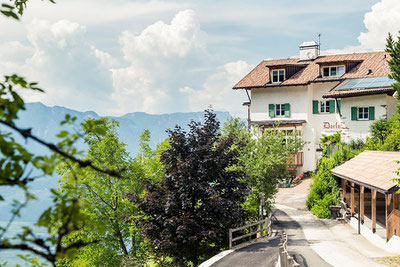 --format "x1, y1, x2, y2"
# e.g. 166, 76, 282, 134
199, 249, 234, 267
